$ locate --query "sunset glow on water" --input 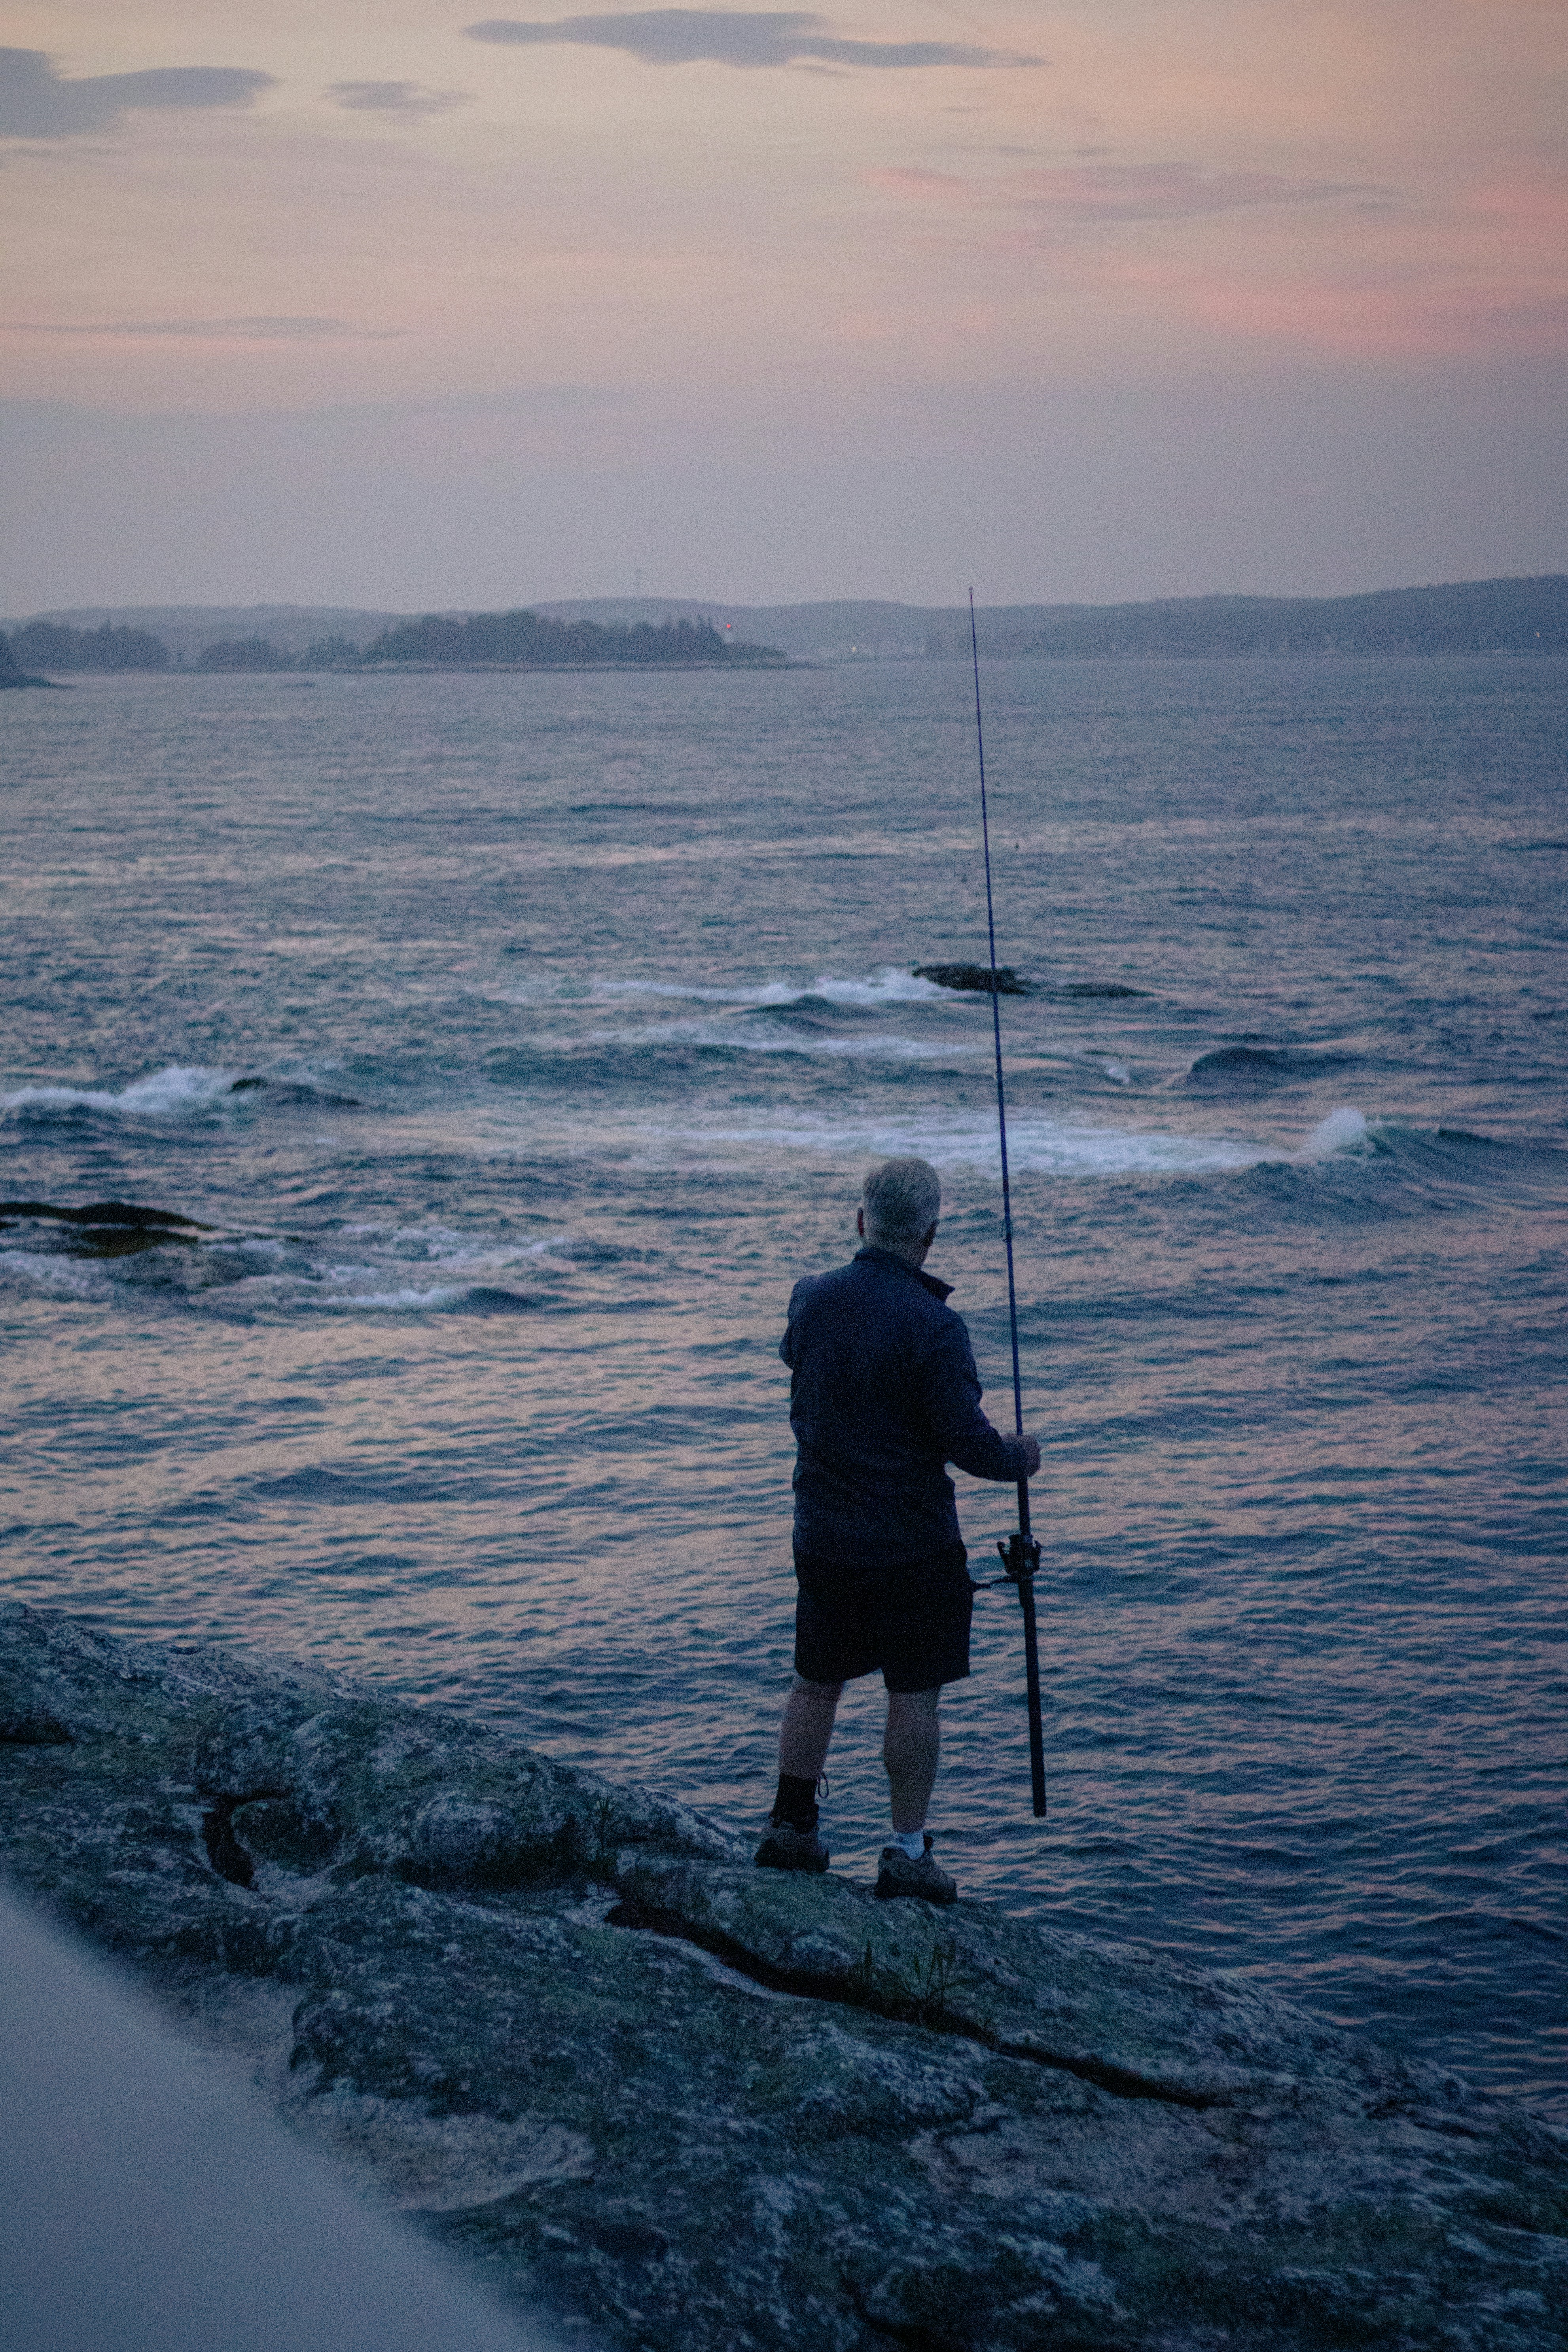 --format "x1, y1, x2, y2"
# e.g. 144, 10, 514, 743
3, 653, 1565, 2123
